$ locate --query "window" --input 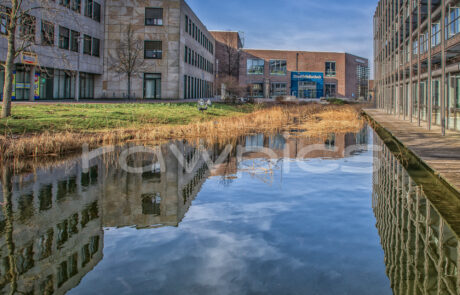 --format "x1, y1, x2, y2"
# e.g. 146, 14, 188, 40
85, 0, 93, 17
420, 32, 428, 54
41, 21, 54, 46
269, 60, 287, 75
83, 34, 91, 54
71, 0, 81, 12
325, 84, 337, 97
70, 30, 79, 52
93, 2, 101, 22
185, 15, 188, 33
412, 39, 418, 55
20, 14, 36, 42
144, 73, 161, 99
0, 6, 10, 35
59, 0, 70, 8
448, 7, 460, 38
247, 59, 264, 75
432, 23, 441, 47
144, 41, 162, 59
145, 8, 163, 26
59, 26, 70, 50
325, 61, 336, 77
92, 38, 100, 56
271, 83, 287, 97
